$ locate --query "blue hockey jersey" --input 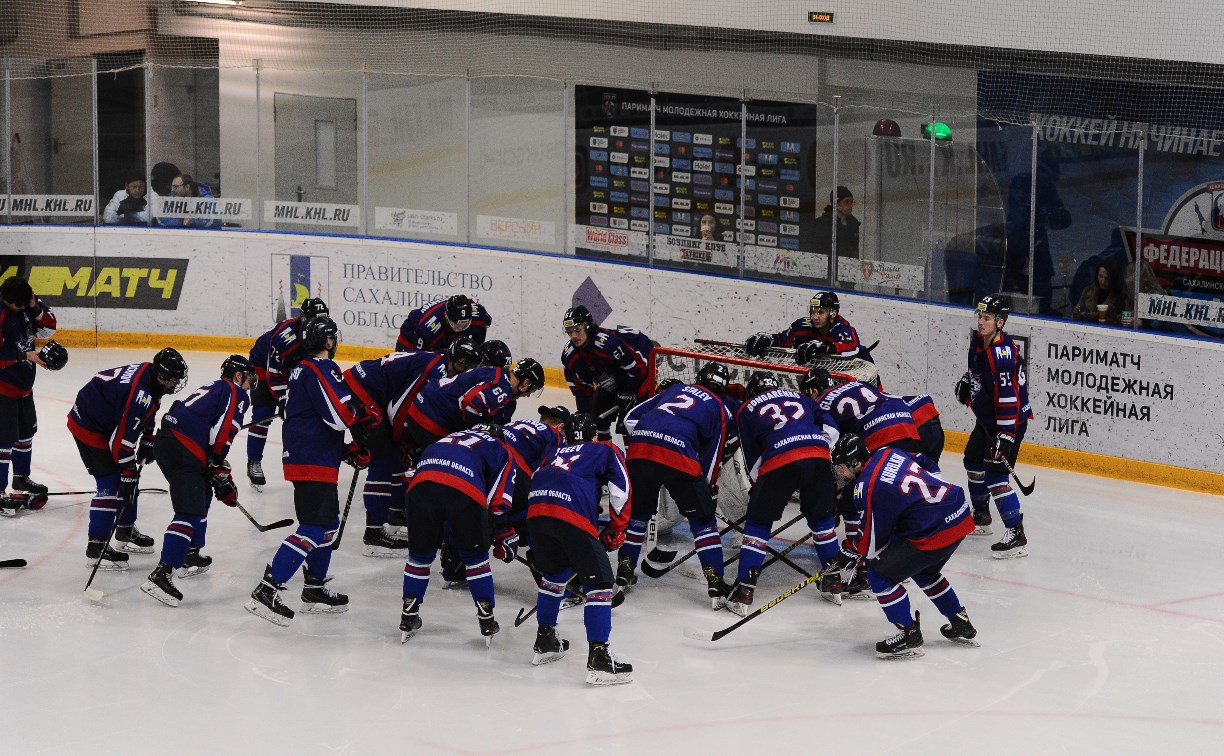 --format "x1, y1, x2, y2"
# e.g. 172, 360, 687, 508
250, 316, 309, 400
406, 365, 516, 439
396, 299, 492, 352
967, 331, 1033, 439
851, 448, 973, 559
0, 297, 56, 398
527, 440, 630, 539
735, 388, 830, 482
502, 419, 562, 481
160, 379, 250, 465
901, 394, 940, 427
623, 382, 738, 483
561, 325, 654, 412
344, 349, 446, 442
410, 428, 515, 516
67, 362, 162, 466
282, 356, 361, 484
769, 314, 873, 362
816, 380, 920, 452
